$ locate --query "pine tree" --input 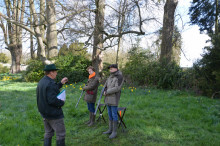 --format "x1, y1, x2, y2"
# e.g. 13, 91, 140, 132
189, 0, 219, 34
